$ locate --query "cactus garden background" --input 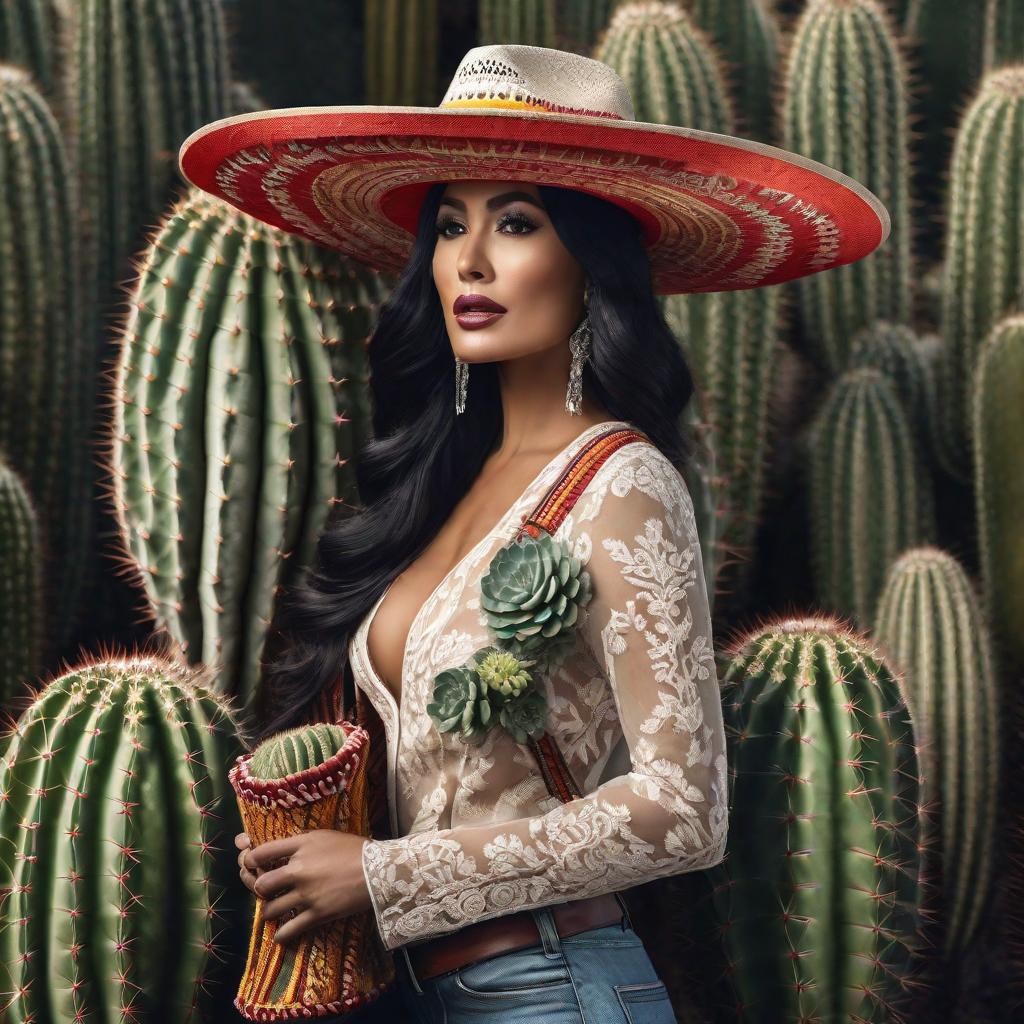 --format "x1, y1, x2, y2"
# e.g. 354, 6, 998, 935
1, 0, 1021, 1021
